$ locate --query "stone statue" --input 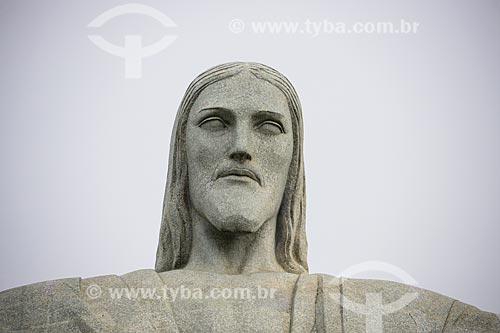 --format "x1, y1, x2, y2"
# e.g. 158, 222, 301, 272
1, 62, 498, 332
